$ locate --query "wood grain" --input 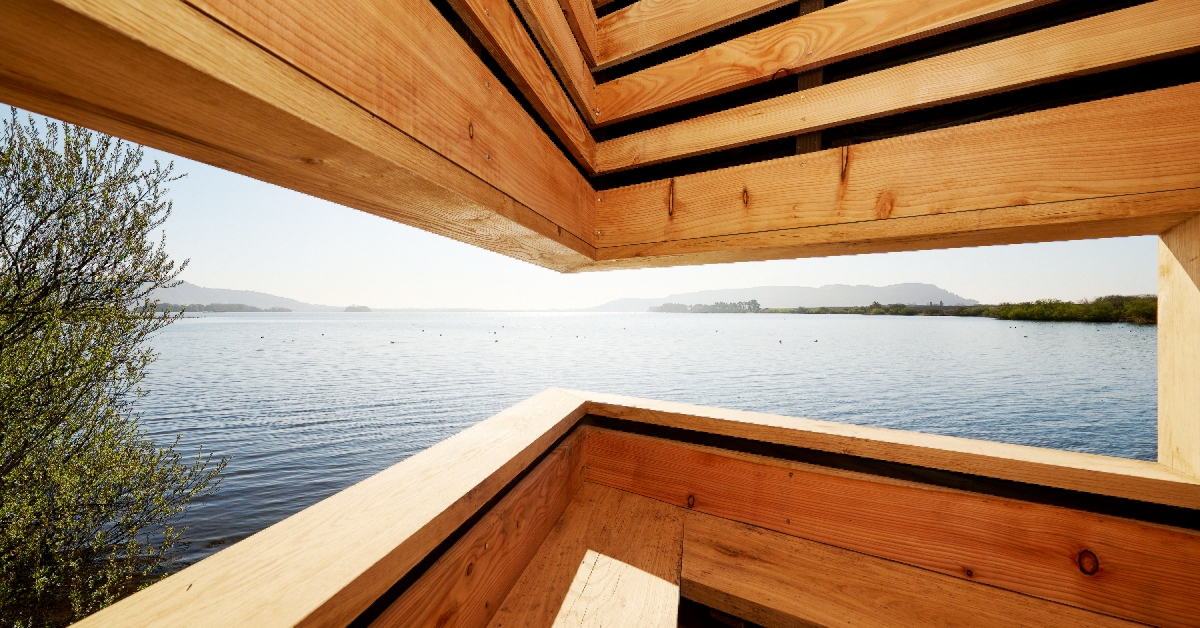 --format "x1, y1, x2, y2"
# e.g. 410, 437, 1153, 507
582, 427, 1200, 627
550, 550, 677, 627
596, 0, 1200, 172
573, 389, 1200, 510
189, 0, 596, 242
559, 0, 598, 67
593, 83, 1200, 248
488, 482, 683, 628
512, 0, 601, 125
594, 0, 793, 71
370, 429, 586, 628
584, 190, 1200, 270
594, 0, 1058, 123
0, 0, 596, 272
683, 510, 1140, 627
74, 389, 588, 628
1159, 214, 1200, 479
447, 0, 597, 171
